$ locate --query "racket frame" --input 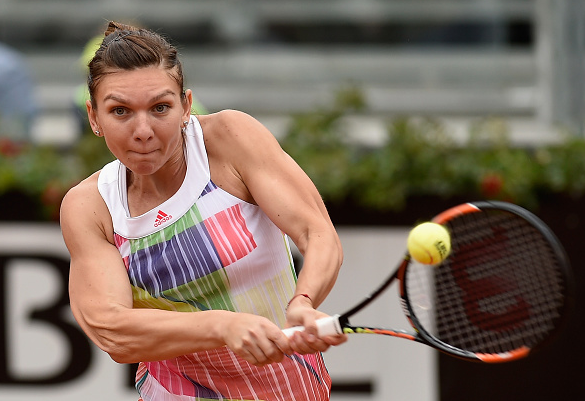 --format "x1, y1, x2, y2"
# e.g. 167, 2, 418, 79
403, 201, 573, 362
285, 201, 573, 364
